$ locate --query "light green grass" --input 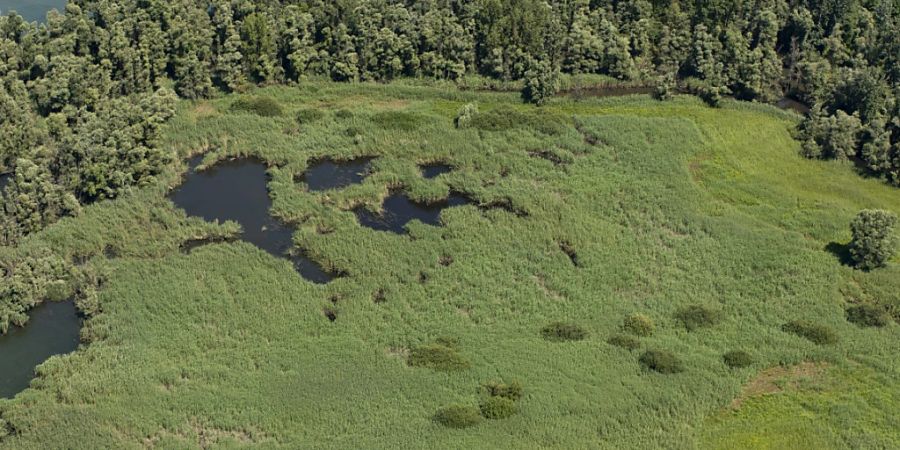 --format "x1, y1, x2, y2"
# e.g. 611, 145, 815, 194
0, 82, 898, 449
